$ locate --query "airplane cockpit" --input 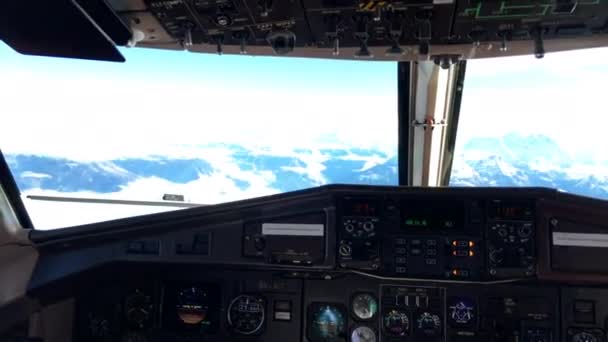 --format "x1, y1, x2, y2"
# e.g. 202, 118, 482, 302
2, 1, 608, 342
